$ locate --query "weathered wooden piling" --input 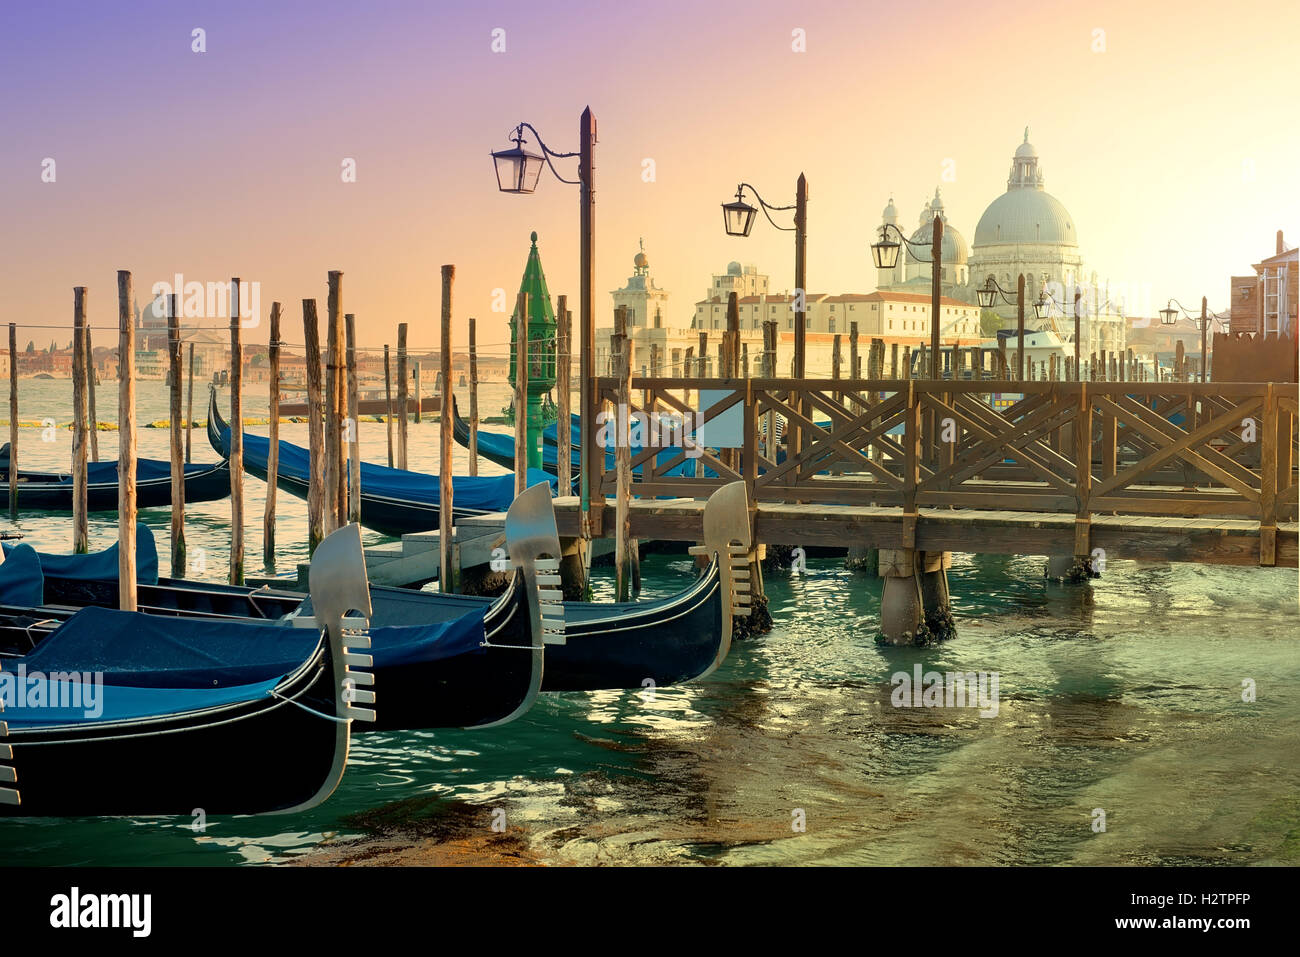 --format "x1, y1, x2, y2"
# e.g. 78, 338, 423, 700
229, 278, 245, 586
345, 313, 361, 525
85, 327, 98, 462
439, 265, 455, 594
614, 330, 638, 601
167, 294, 186, 577
413, 361, 422, 425
556, 299, 571, 491
7, 323, 16, 520
117, 271, 138, 610
72, 287, 90, 552
264, 302, 281, 567
383, 344, 394, 468
396, 323, 409, 470
325, 271, 344, 533
185, 342, 195, 464
467, 316, 480, 477
514, 293, 530, 495
303, 299, 326, 554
